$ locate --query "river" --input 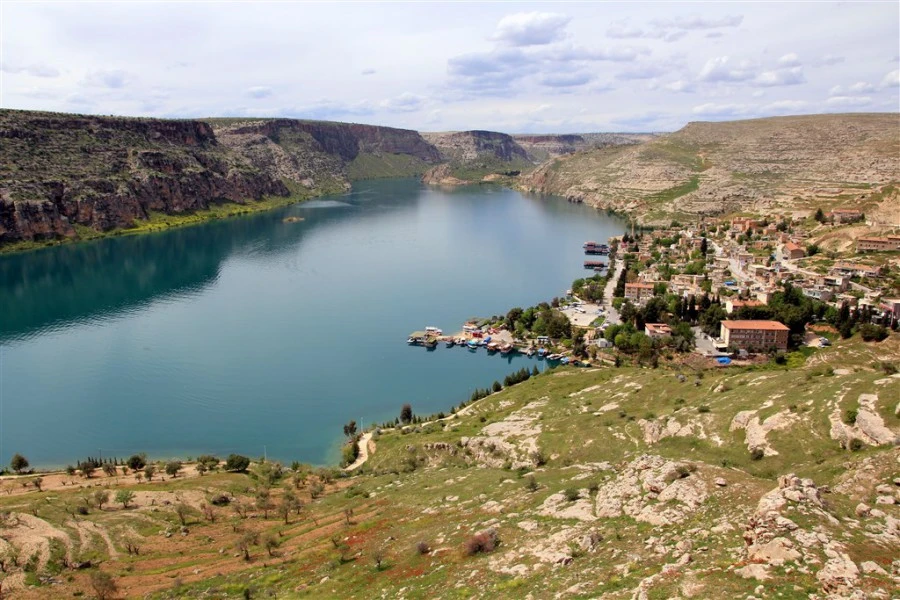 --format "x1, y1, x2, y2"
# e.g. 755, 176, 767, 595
0, 178, 623, 467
